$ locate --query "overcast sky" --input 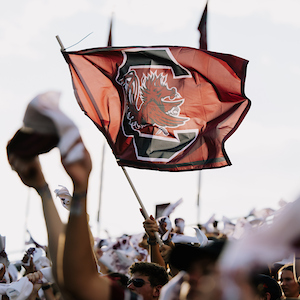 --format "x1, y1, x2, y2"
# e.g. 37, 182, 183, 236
1, 0, 300, 260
